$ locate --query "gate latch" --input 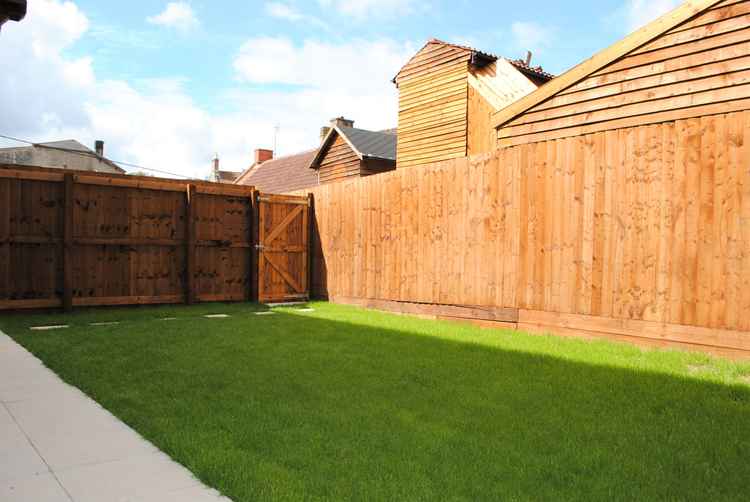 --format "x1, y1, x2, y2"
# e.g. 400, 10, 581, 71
255, 244, 264, 251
